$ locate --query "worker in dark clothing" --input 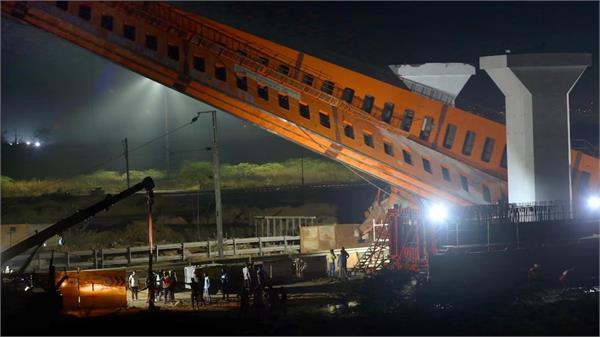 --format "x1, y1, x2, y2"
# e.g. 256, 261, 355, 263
220, 268, 230, 300
170, 270, 178, 303
256, 265, 267, 288
190, 274, 202, 310
339, 247, 350, 279
250, 262, 258, 289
